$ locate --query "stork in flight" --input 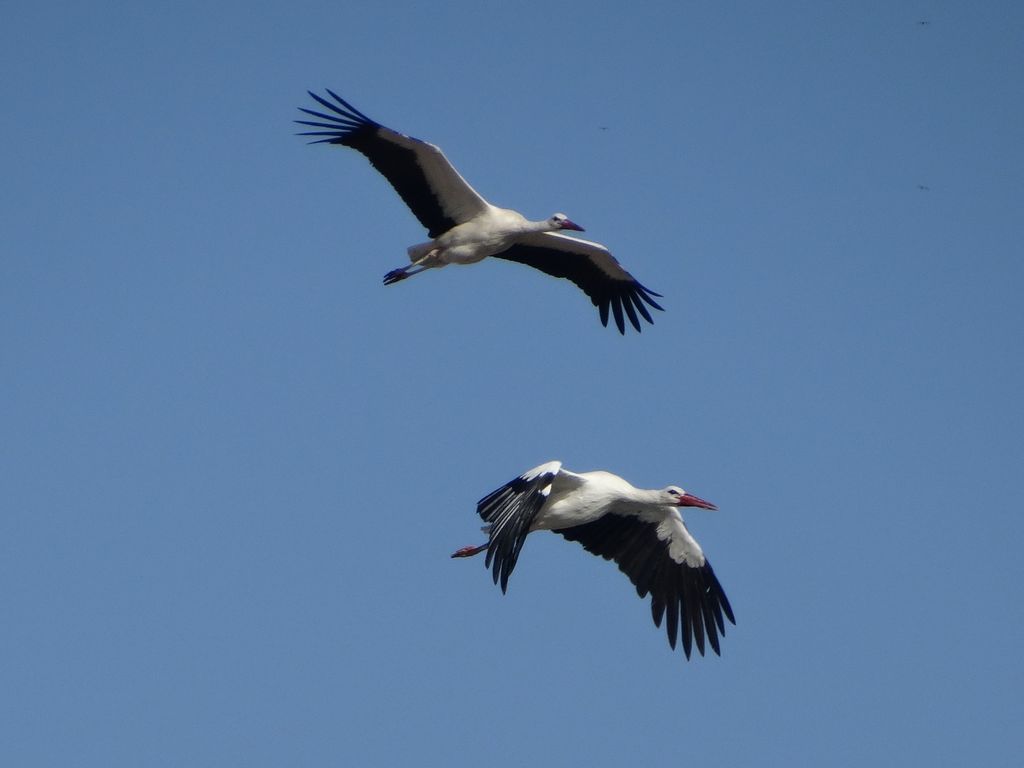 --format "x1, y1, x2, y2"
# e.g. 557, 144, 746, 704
451, 461, 735, 659
296, 89, 664, 334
